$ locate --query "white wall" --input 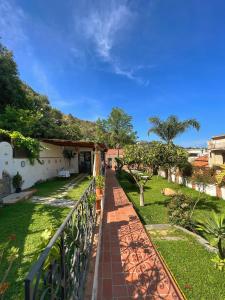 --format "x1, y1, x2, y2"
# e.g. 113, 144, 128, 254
171, 174, 176, 182
205, 184, 217, 197
0, 141, 82, 191
162, 170, 224, 200
221, 187, 225, 199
